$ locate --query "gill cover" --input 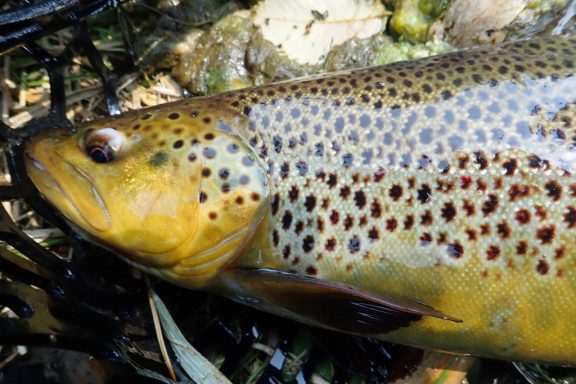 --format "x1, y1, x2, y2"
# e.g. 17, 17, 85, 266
25, 104, 270, 288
